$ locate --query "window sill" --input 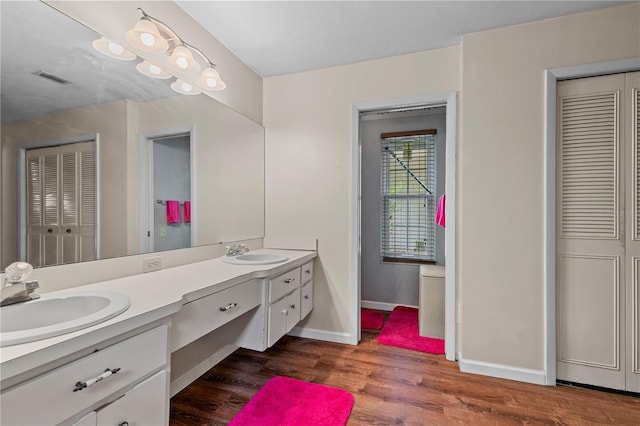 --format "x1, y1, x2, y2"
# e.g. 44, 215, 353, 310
382, 257, 436, 265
